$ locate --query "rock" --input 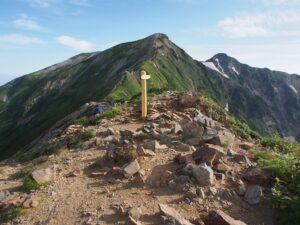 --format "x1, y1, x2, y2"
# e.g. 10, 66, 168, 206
0, 190, 11, 202
216, 162, 231, 172
181, 120, 204, 143
227, 149, 237, 156
192, 163, 215, 186
244, 185, 263, 204
243, 168, 270, 186
174, 154, 195, 166
107, 127, 117, 136
207, 210, 247, 225
159, 204, 194, 225
194, 111, 216, 128
31, 166, 55, 184
128, 207, 143, 221
137, 146, 156, 157
239, 142, 254, 150
236, 180, 246, 196
175, 142, 196, 152
160, 134, 173, 145
233, 154, 251, 165
209, 130, 235, 148
178, 94, 197, 108
209, 187, 218, 195
185, 138, 202, 146
160, 171, 175, 187
173, 123, 183, 134
202, 127, 219, 141
122, 160, 140, 177
214, 172, 225, 181
171, 175, 191, 191
128, 216, 143, 225
192, 144, 225, 166
143, 140, 166, 152
196, 187, 206, 199
185, 187, 198, 199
